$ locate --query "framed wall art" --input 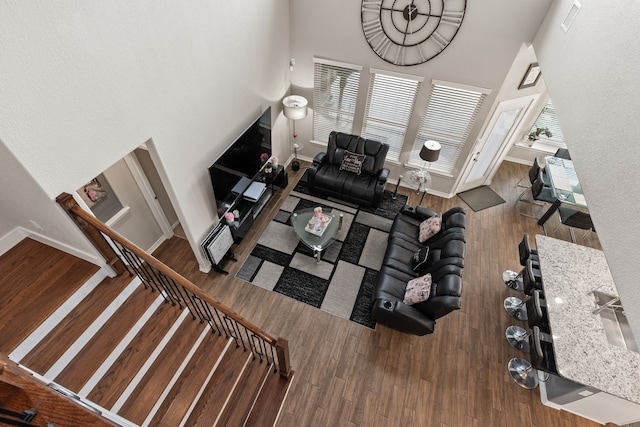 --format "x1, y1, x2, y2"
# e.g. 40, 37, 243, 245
518, 63, 542, 89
